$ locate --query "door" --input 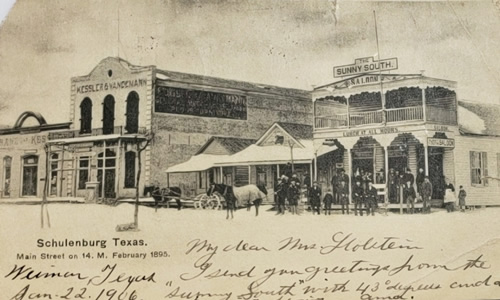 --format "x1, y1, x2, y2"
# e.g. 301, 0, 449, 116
428, 150, 444, 199
22, 156, 38, 196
